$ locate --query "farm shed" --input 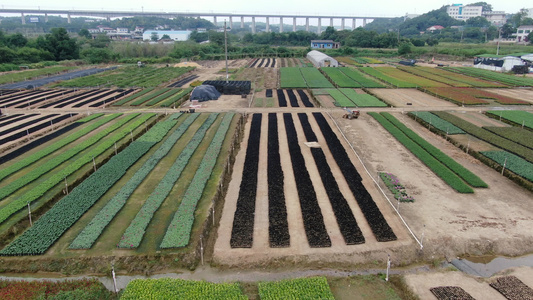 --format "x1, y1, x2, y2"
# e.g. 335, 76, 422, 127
473, 56, 525, 72
307, 50, 339, 68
